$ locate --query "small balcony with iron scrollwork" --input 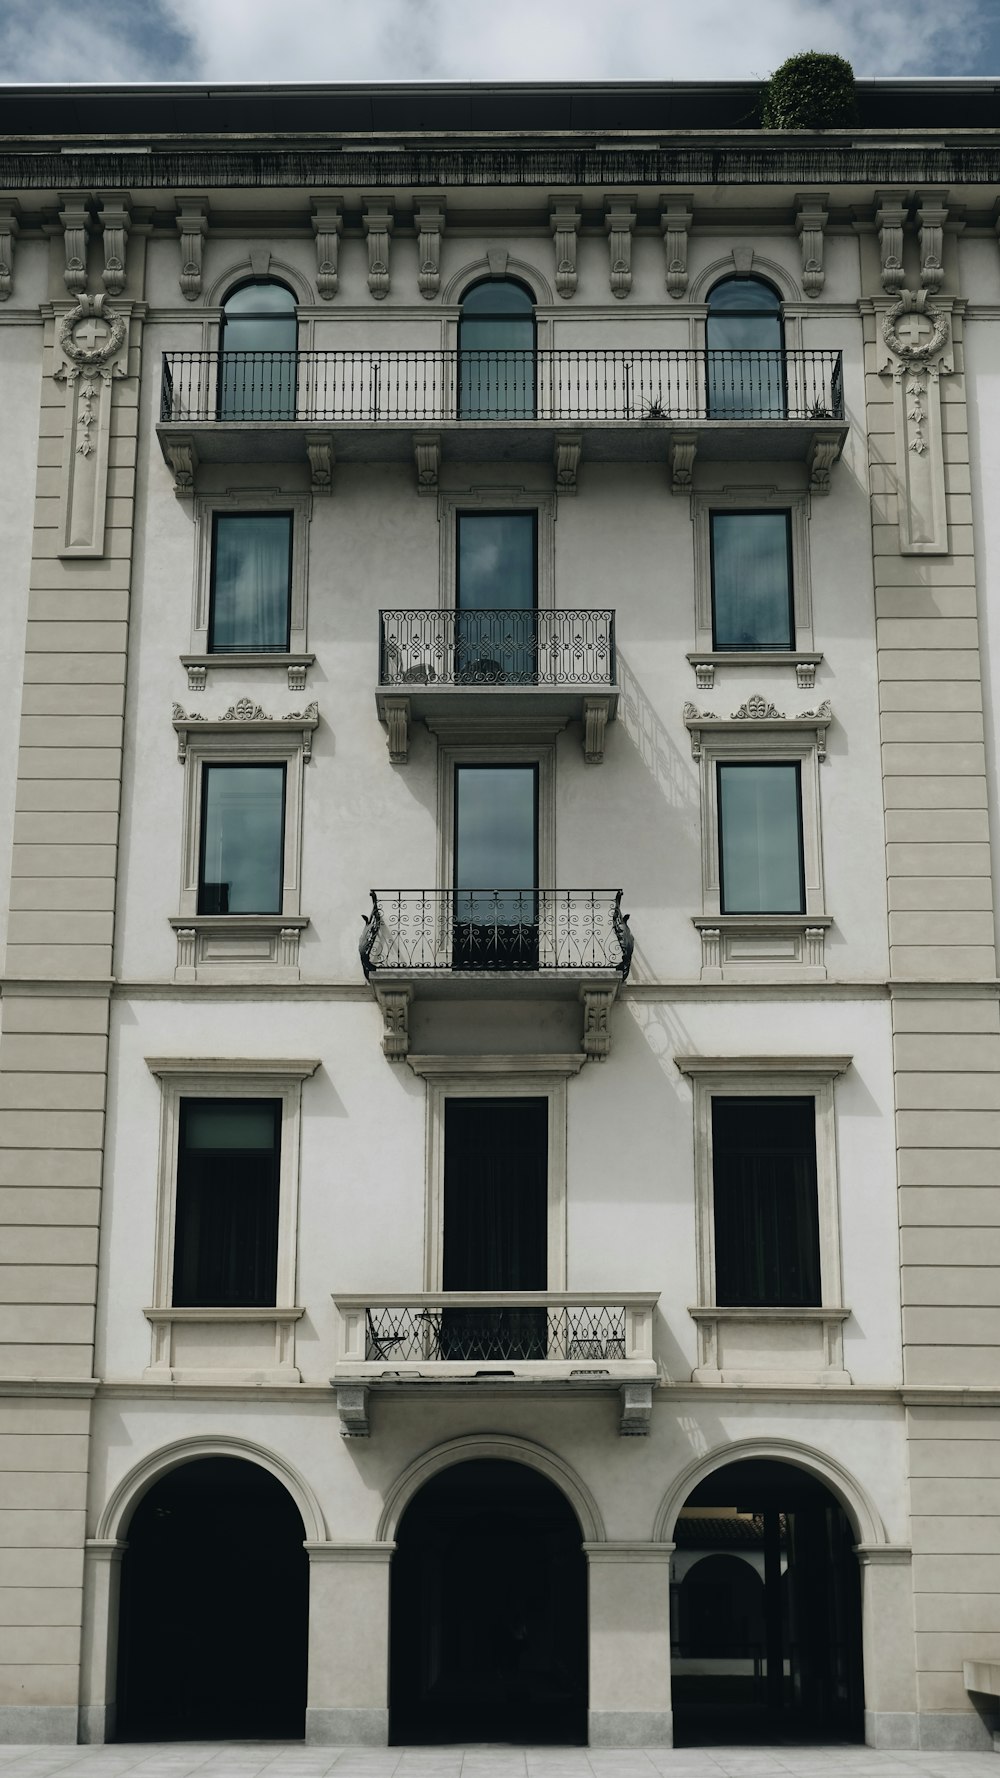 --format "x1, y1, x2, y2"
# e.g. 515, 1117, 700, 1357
376, 606, 618, 764
157, 348, 847, 494
359, 887, 634, 1062
331, 1291, 660, 1436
